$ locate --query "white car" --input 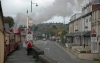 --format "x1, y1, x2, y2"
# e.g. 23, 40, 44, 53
43, 38, 46, 41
